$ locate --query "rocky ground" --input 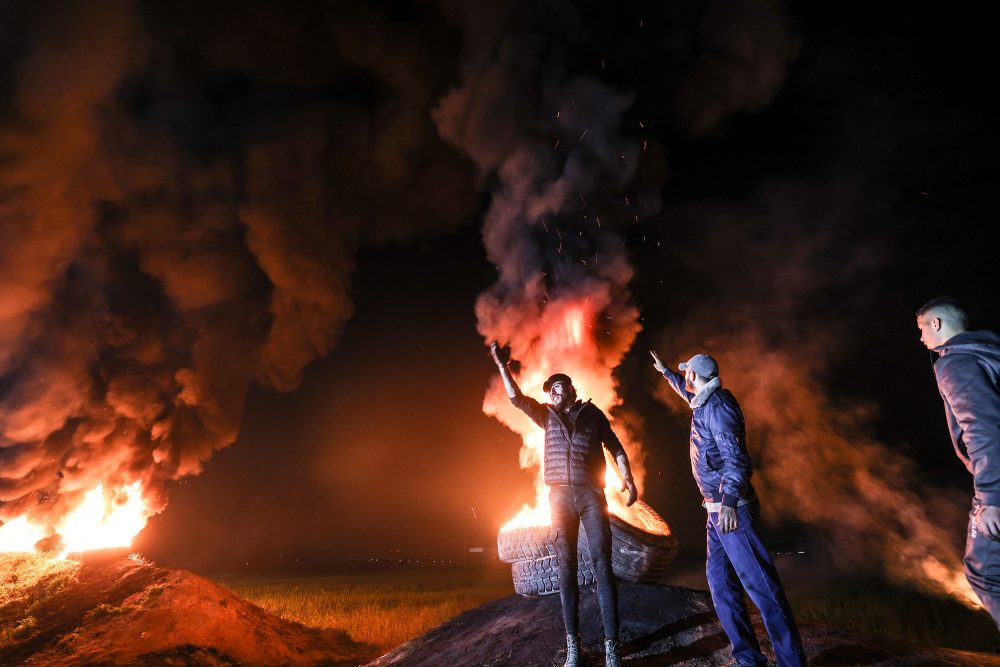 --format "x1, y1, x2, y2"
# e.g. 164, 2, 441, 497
370, 583, 1000, 667
3, 552, 997, 666
0, 551, 376, 666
